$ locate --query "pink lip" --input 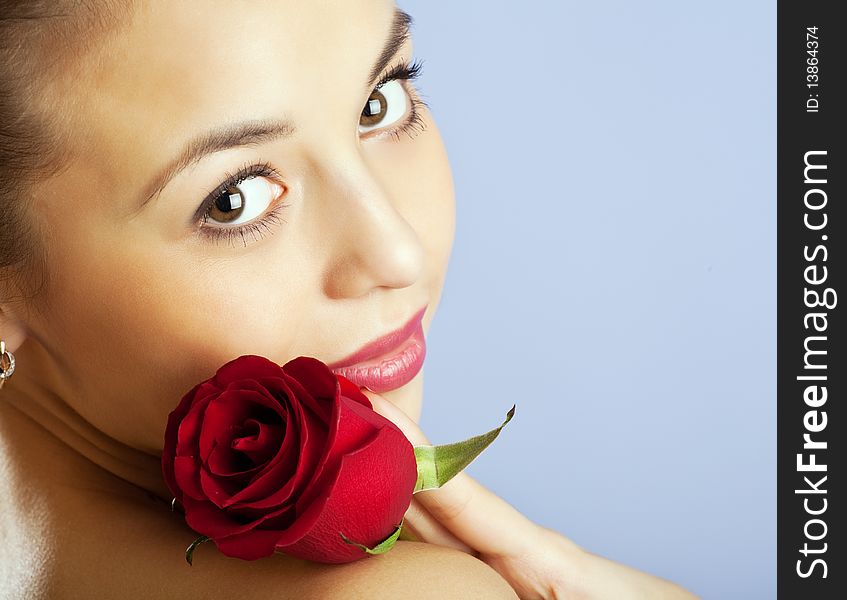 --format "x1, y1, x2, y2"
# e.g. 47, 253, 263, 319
328, 305, 427, 393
